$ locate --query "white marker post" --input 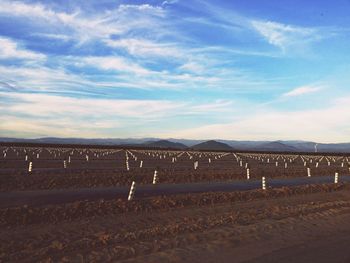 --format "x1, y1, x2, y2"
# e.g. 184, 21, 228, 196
194, 161, 198, 170
307, 167, 311, 177
36, 153, 39, 159
63, 160, 67, 169
28, 162, 33, 173
284, 162, 288, 169
316, 162, 319, 168
139, 160, 143, 168
276, 161, 278, 167
25, 155, 28, 161
262, 177, 266, 190
335, 172, 339, 184
153, 170, 158, 184
246, 168, 250, 180
127, 181, 136, 201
